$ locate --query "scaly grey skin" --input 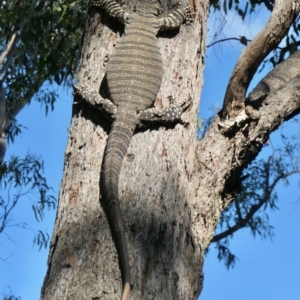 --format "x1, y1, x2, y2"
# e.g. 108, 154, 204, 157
75, 1, 193, 299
